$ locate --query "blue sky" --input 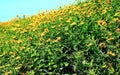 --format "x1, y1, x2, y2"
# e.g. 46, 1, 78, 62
0, 0, 75, 22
